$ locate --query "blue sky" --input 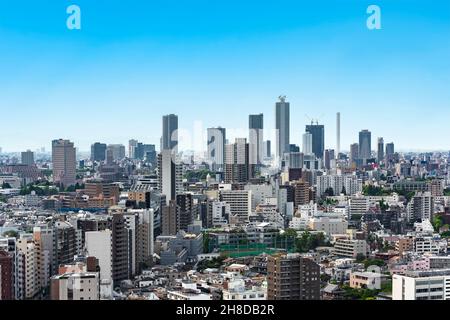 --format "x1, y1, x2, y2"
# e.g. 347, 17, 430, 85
0, 0, 449, 152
